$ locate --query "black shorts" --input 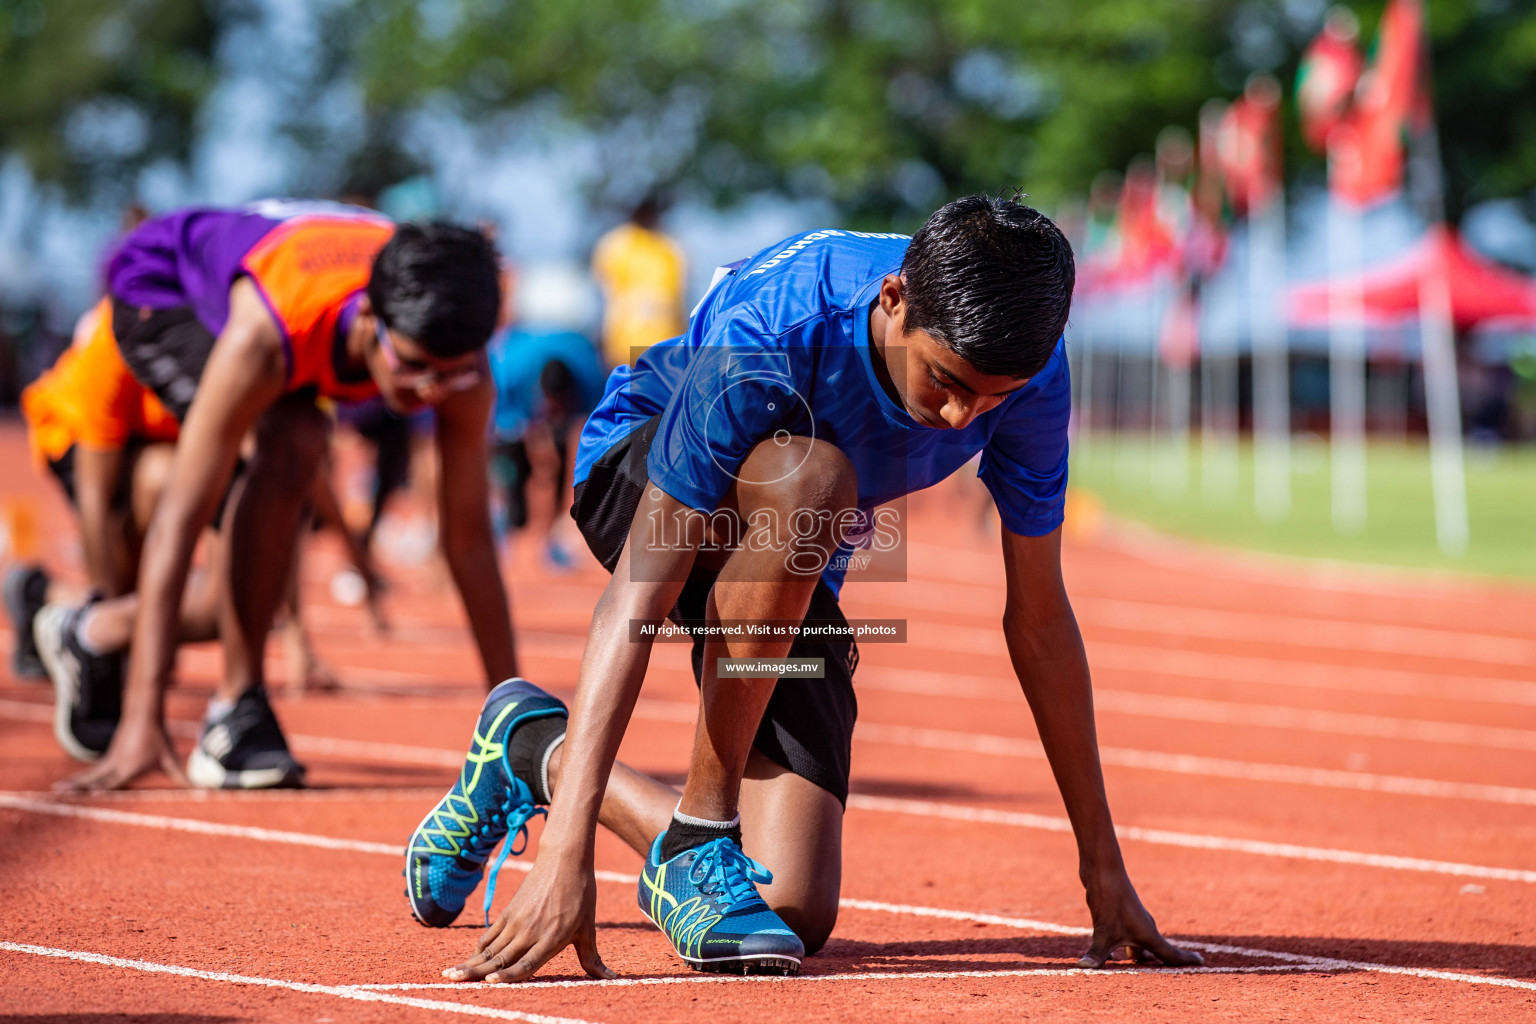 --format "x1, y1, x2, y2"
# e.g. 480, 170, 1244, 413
47, 443, 240, 531
111, 300, 218, 421
570, 416, 859, 805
